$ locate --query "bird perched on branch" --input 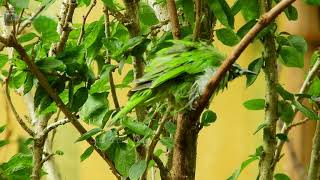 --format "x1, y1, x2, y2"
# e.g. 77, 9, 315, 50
108, 40, 254, 125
